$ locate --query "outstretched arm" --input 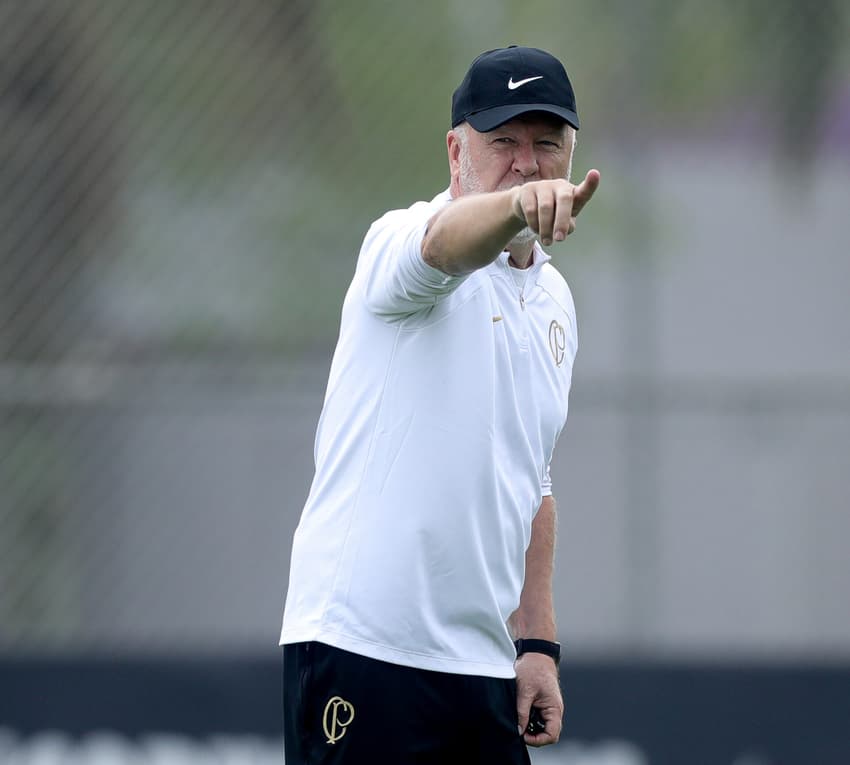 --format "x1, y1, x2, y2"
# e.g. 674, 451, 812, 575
421, 170, 600, 276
